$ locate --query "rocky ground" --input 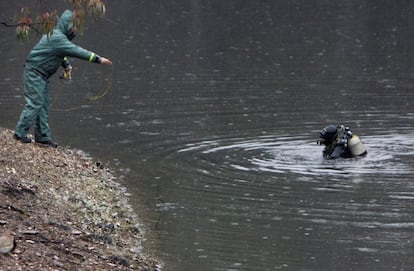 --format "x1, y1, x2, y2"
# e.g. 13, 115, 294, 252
0, 128, 161, 270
